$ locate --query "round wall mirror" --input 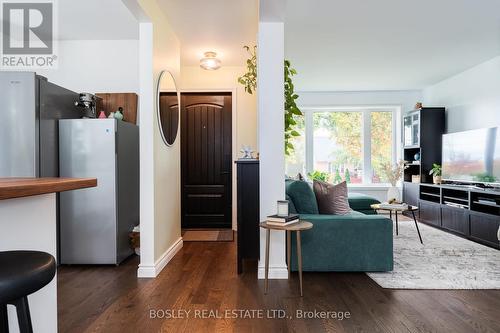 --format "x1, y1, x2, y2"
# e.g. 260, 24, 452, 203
156, 70, 180, 146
